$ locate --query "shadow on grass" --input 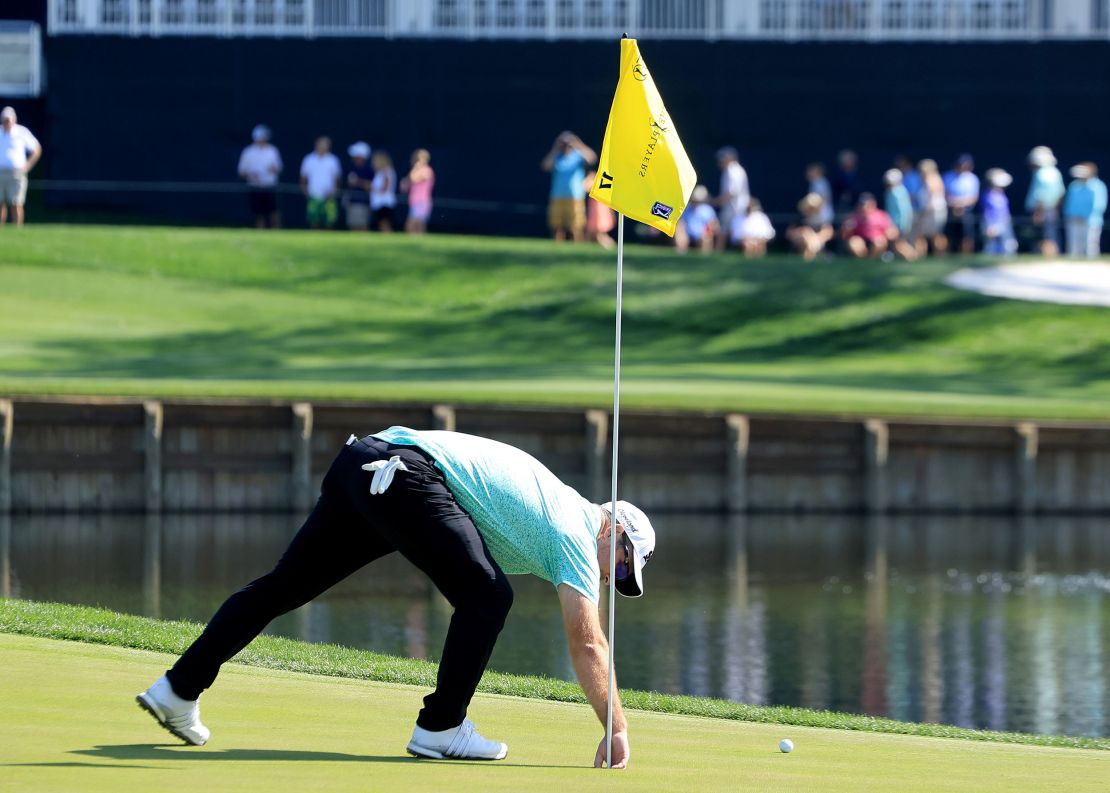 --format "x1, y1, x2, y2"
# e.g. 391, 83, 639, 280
55, 743, 579, 769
